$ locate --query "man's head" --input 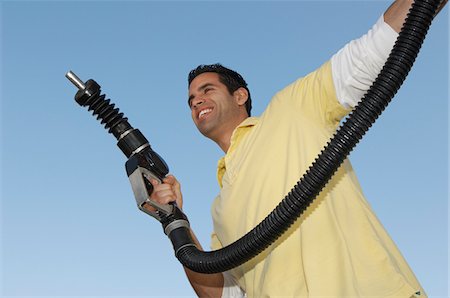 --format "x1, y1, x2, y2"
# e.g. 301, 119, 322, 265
188, 64, 252, 116
187, 64, 251, 151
